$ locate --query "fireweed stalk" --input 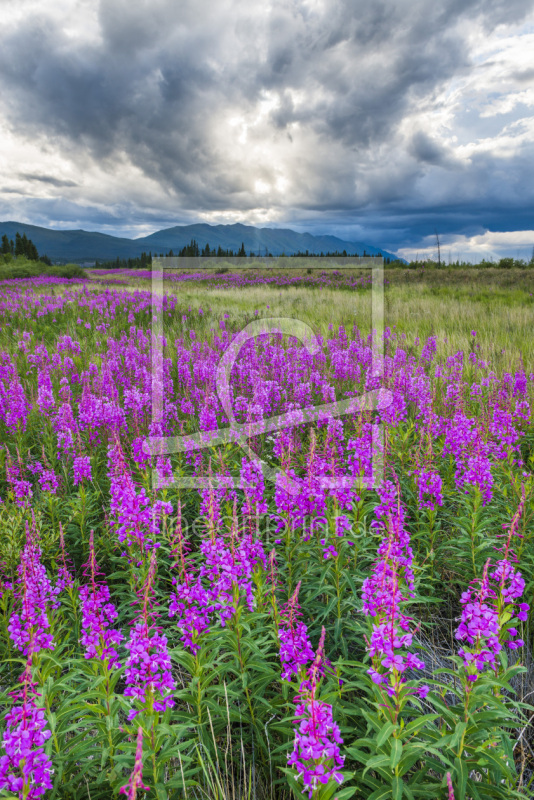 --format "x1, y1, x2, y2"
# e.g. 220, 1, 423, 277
78, 530, 123, 764
0, 656, 53, 799
278, 582, 315, 683
455, 487, 529, 685
168, 507, 216, 739
56, 523, 74, 595
446, 491, 530, 795
168, 504, 213, 655
287, 627, 345, 799
79, 531, 123, 669
124, 551, 175, 721
361, 478, 428, 717
119, 726, 150, 800
107, 439, 172, 566
8, 524, 59, 658
123, 551, 175, 788
206, 500, 266, 725
169, 498, 267, 739
169, 497, 266, 651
